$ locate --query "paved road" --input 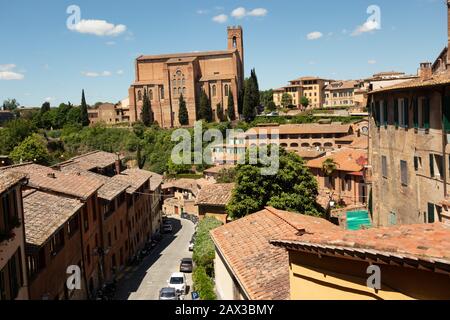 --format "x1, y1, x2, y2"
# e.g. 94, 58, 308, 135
115, 216, 195, 300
